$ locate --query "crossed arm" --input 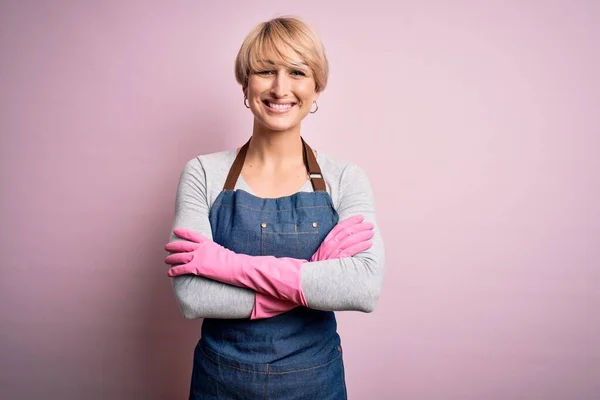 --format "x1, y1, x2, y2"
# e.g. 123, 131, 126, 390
168, 158, 385, 319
